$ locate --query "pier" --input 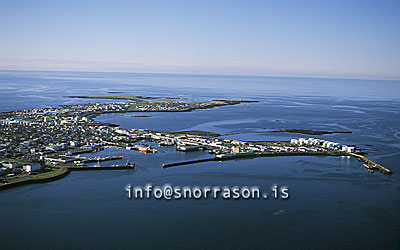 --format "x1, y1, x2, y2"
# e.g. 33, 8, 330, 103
349, 153, 392, 174
77, 155, 123, 163
67, 163, 135, 171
